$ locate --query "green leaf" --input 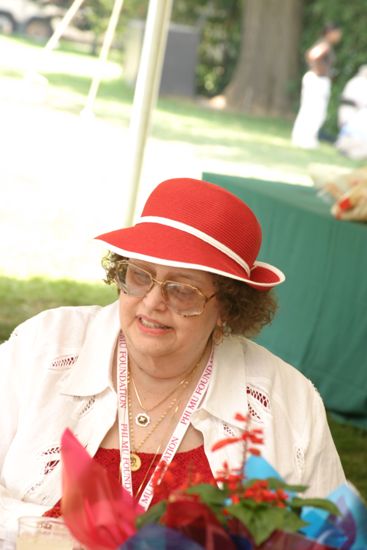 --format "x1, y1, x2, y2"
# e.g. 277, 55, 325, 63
187, 483, 228, 505
265, 478, 308, 493
276, 508, 309, 532
290, 497, 341, 516
136, 501, 166, 528
186, 484, 229, 524
226, 504, 282, 545
239, 499, 266, 509
226, 502, 310, 545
